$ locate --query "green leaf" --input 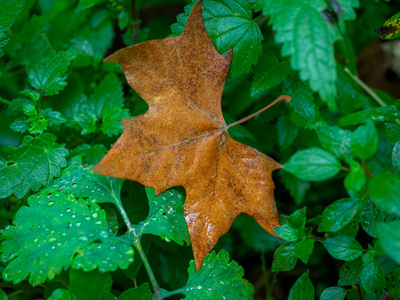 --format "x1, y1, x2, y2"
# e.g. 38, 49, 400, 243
262, 0, 338, 109
170, 0, 263, 77
322, 235, 363, 261
351, 120, 378, 160
336, 65, 366, 114
0, 288, 8, 300
288, 270, 314, 300
385, 268, 400, 299
293, 239, 314, 264
274, 224, 300, 242
0, 193, 134, 286
277, 116, 298, 150
377, 11, 400, 39
181, 250, 254, 299
392, 141, 400, 173
319, 198, 360, 232
118, 284, 151, 300
335, 0, 359, 21
272, 242, 298, 272
136, 187, 190, 245
69, 269, 112, 300
27, 50, 77, 96
0, 133, 69, 199
320, 286, 346, 300
77, 0, 107, 11
48, 289, 71, 300
284, 148, 341, 181
338, 105, 400, 126
385, 123, 400, 144
338, 258, 362, 286
280, 172, 310, 205
376, 221, 400, 264
344, 159, 367, 197
251, 47, 290, 96
316, 126, 352, 159
360, 199, 390, 238
41, 108, 66, 127
0, 0, 24, 31
70, 144, 107, 165
368, 172, 400, 216
360, 261, 385, 295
